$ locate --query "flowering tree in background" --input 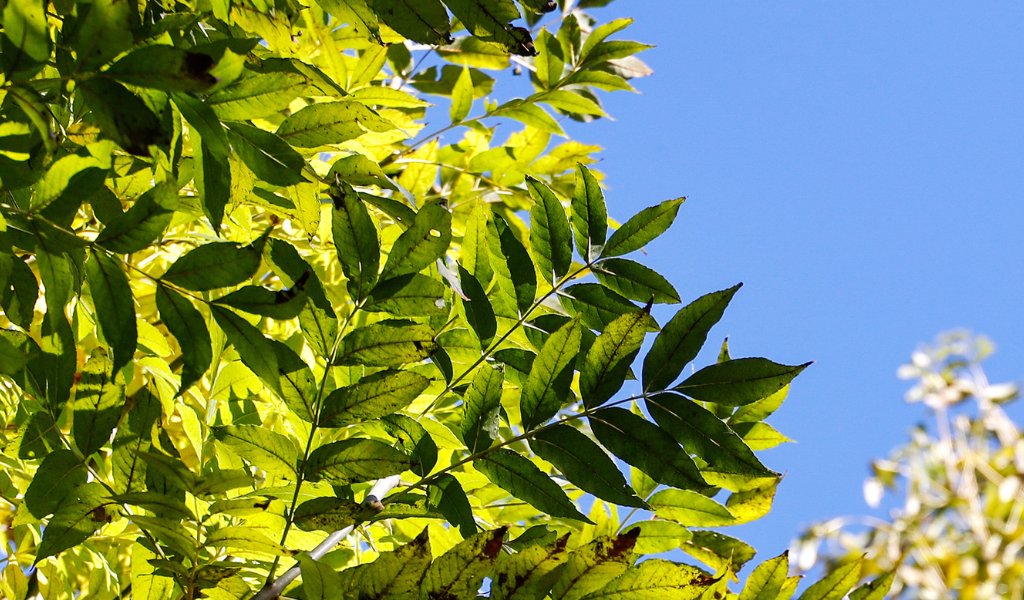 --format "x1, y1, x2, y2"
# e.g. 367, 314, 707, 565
794, 331, 1022, 600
